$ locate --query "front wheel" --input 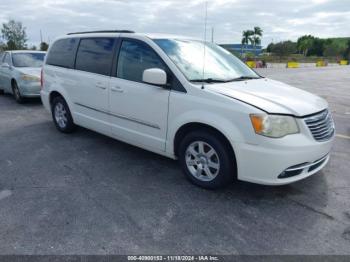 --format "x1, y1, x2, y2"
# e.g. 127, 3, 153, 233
178, 130, 236, 189
12, 81, 24, 103
51, 96, 76, 133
